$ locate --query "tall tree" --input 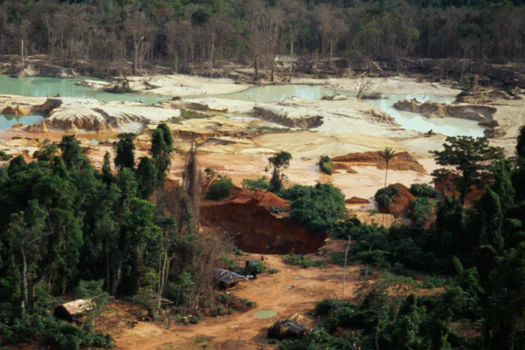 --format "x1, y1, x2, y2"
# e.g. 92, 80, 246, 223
150, 124, 174, 184
268, 151, 292, 193
114, 133, 136, 171
136, 157, 158, 200
380, 147, 397, 189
